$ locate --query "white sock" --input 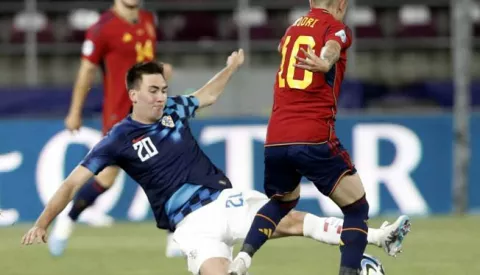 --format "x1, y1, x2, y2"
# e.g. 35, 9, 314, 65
303, 214, 340, 245
367, 228, 382, 247
303, 214, 381, 247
